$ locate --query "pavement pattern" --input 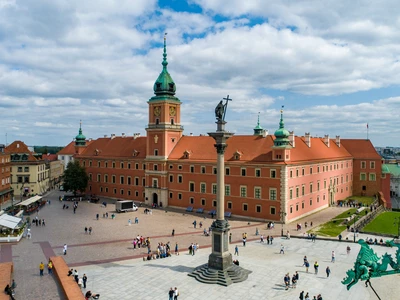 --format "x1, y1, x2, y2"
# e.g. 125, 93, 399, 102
0, 190, 397, 300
